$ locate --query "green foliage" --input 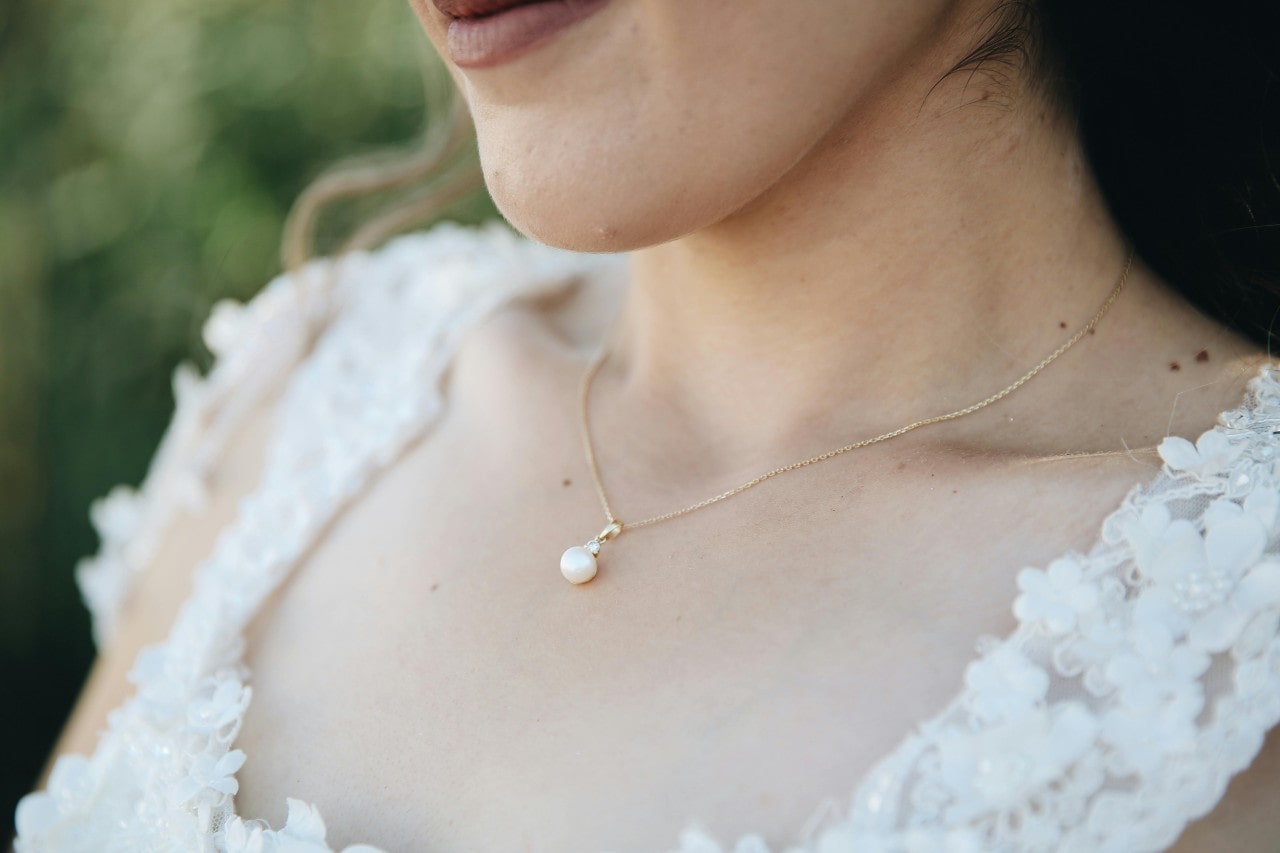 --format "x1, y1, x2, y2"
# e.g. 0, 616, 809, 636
0, 1, 496, 839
